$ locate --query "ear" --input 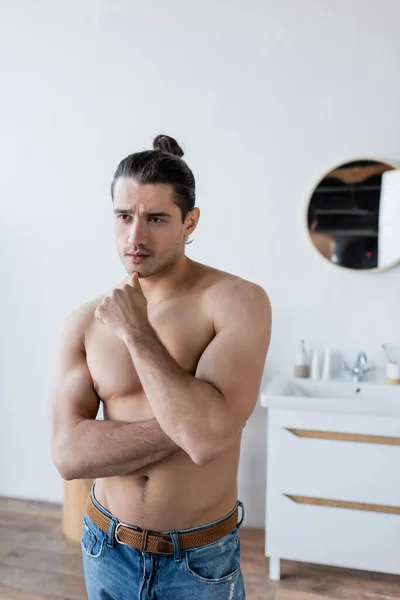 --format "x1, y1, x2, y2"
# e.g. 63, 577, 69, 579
184, 207, 200, 238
